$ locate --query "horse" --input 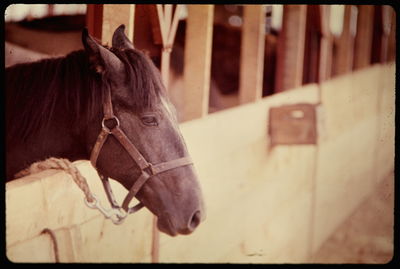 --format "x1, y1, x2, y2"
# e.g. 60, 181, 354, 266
5, 25, 205, 236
